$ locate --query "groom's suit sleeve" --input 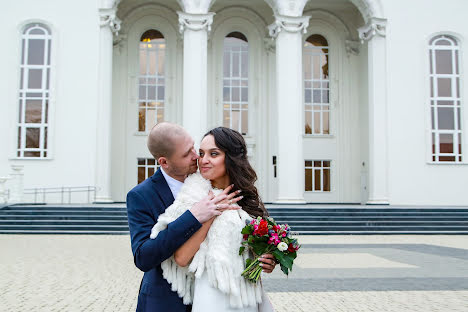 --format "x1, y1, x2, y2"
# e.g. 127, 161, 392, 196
127, 190, 202, 272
